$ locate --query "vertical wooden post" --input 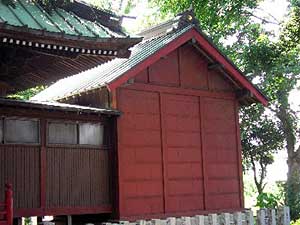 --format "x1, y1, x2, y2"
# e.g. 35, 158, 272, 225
234, 212, 243, 225
194, 215, 205, 225
166, 217, 176, 225
220, 213, 230, 225
257, 209, 266, 225
152, 219, 162, 225
182, 217, 192, 225
5, 183, 13, 225
266, 209, 276, 225
208, 214, 218, 225
40, 118, 46, 209
199, 97, 208, 209
67, 215, 72, 225
278, 206, 290, 225
245, 210, 254, 225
